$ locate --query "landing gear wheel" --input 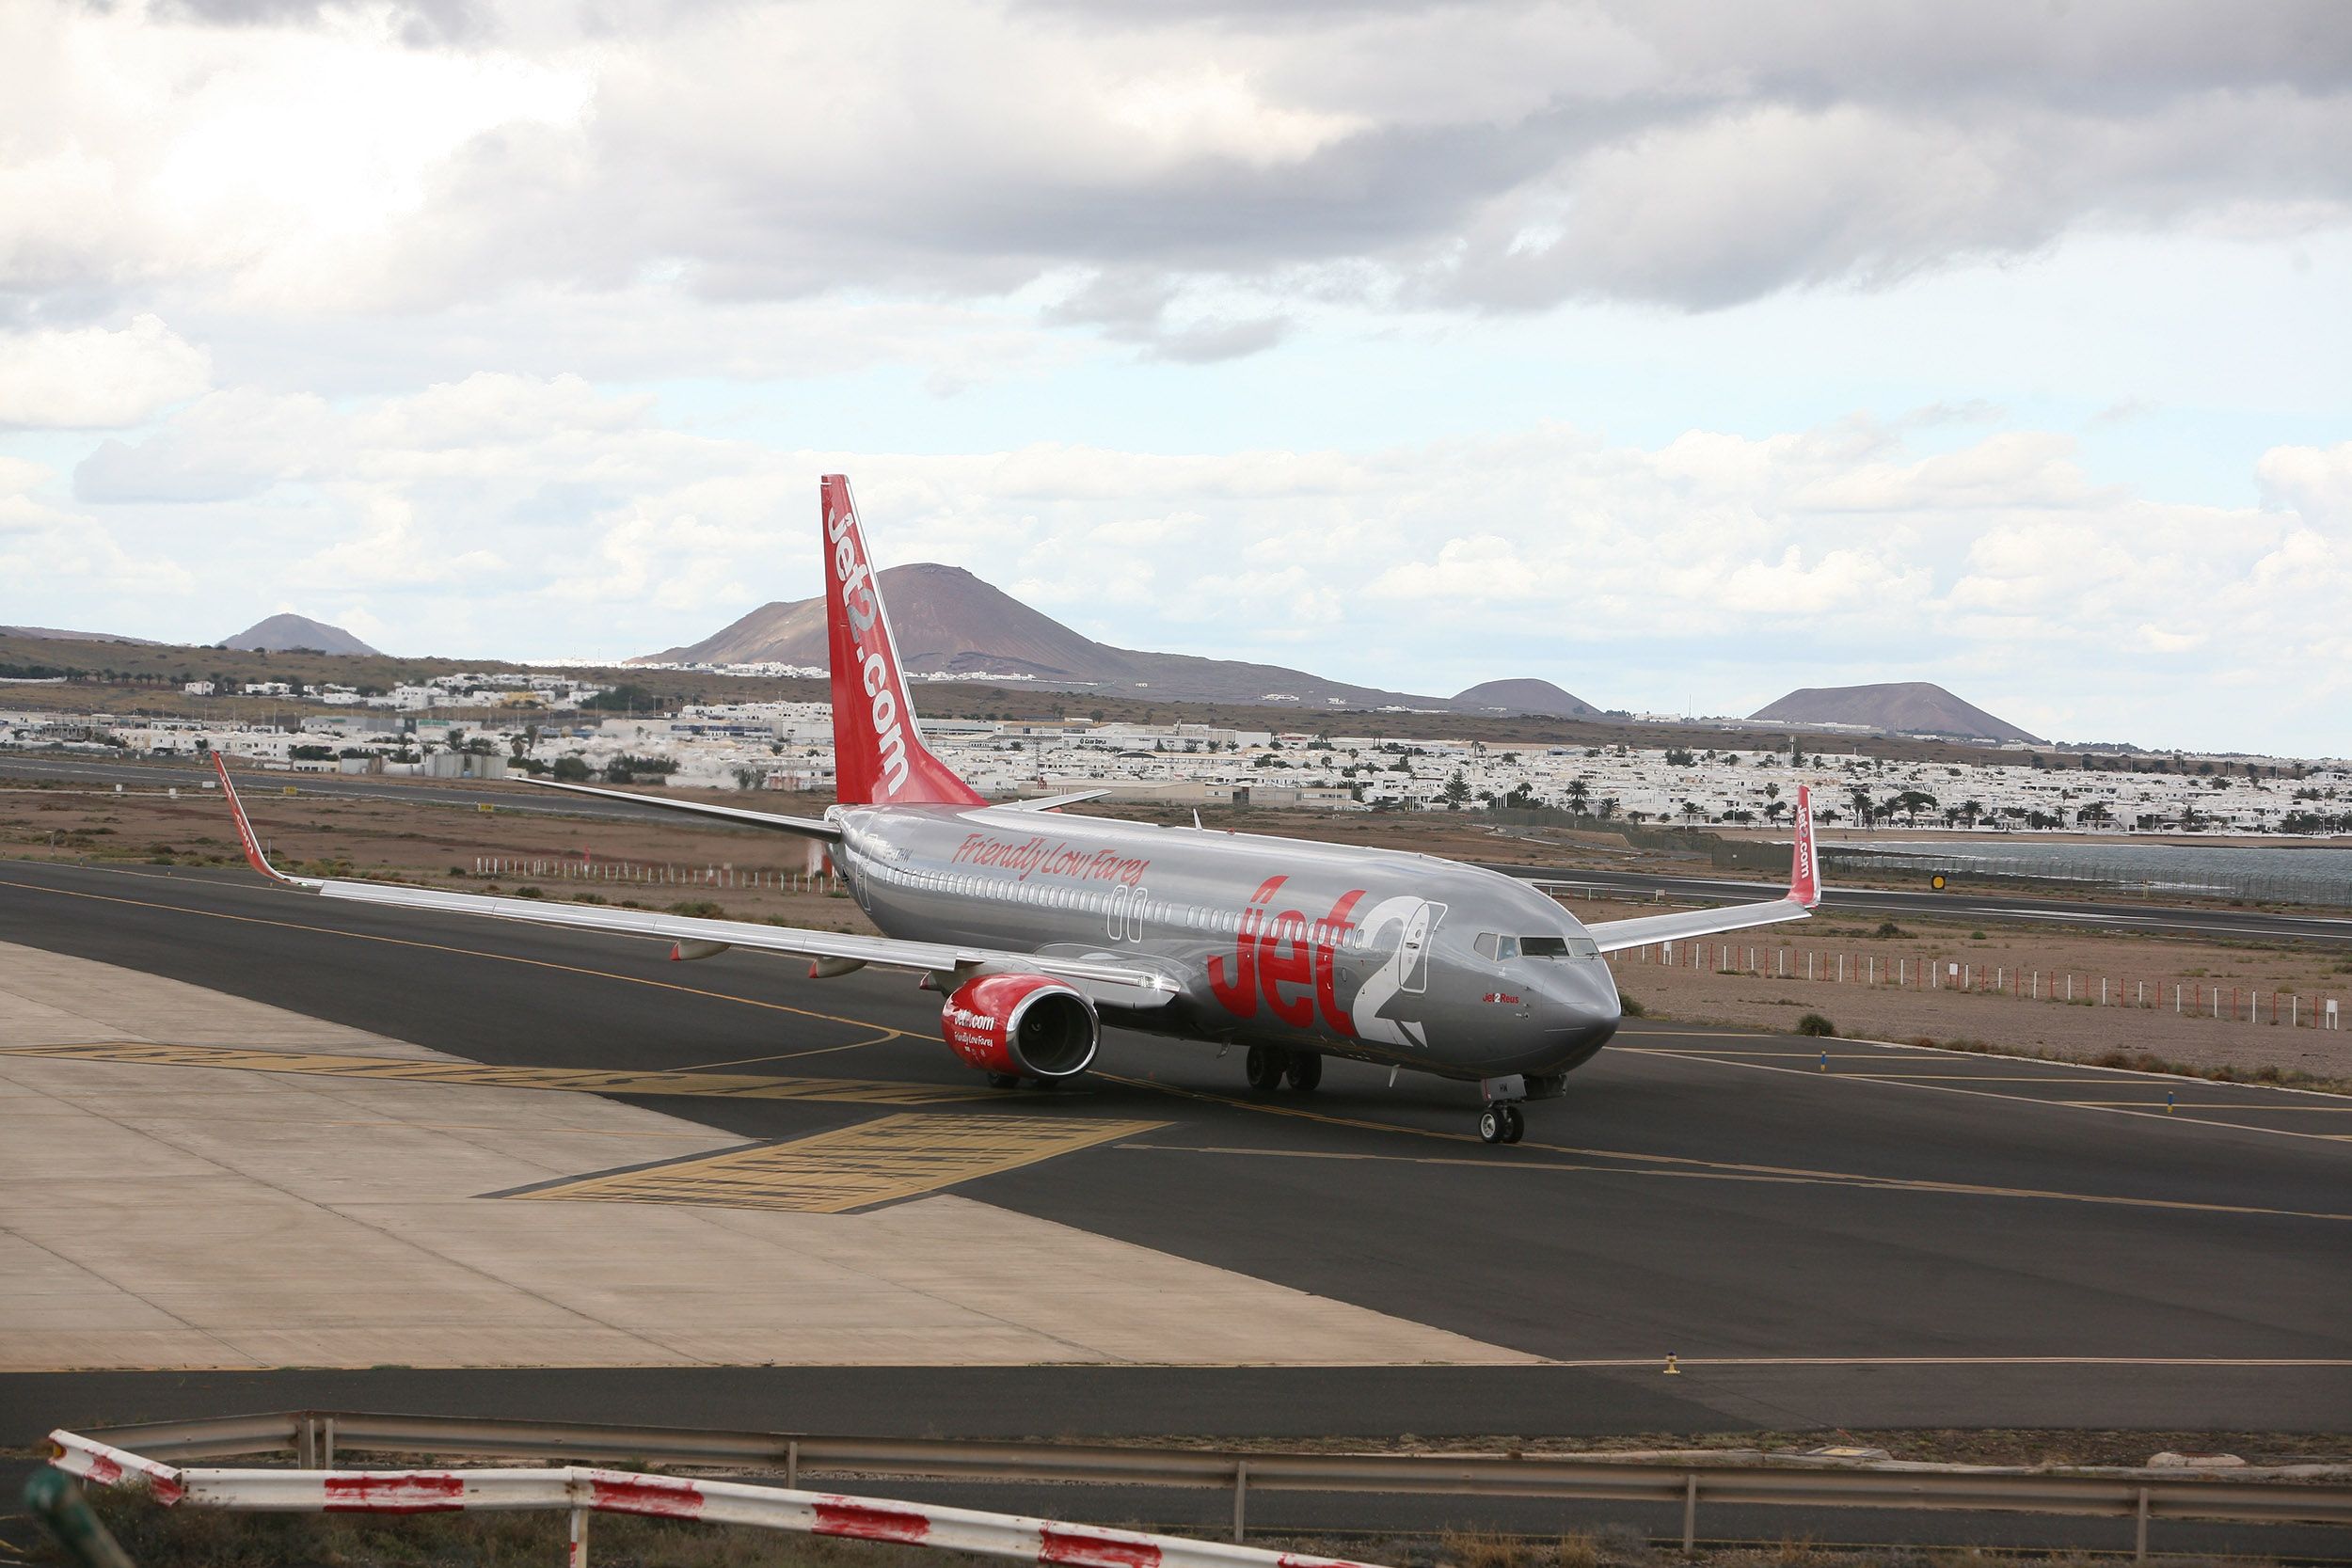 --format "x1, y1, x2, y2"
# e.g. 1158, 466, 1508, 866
1502, 1104, 1525, 1144
1245, 1045, 1285, 1092
1284, 1051, 1323, 1092
985, 1072, 1022, 1090
1478, 1106, 1506, 1145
